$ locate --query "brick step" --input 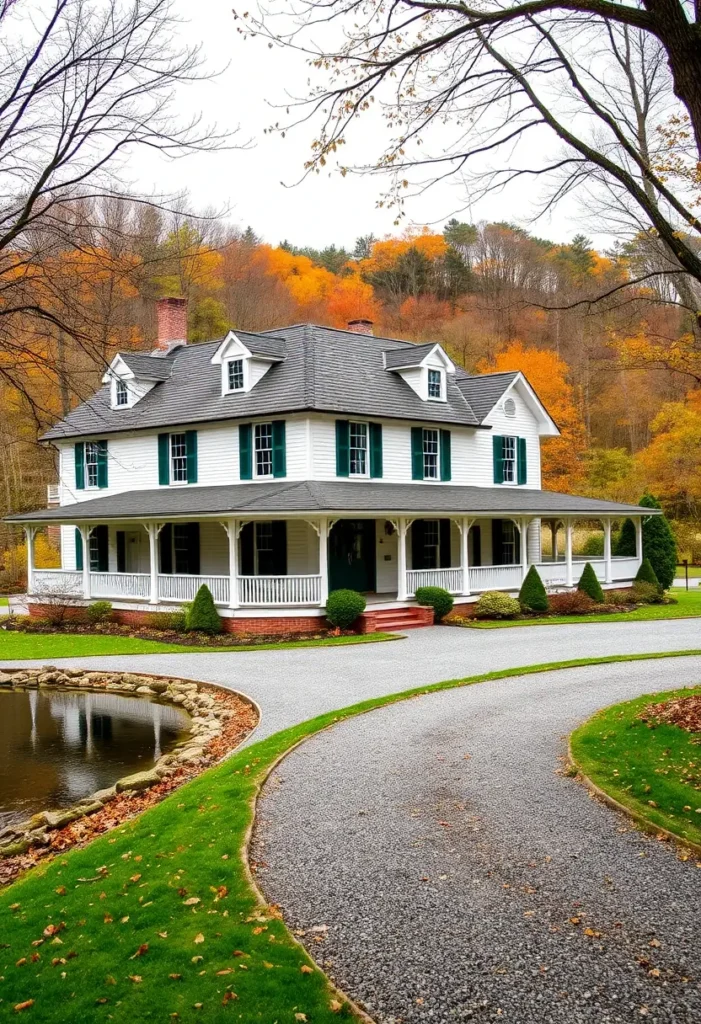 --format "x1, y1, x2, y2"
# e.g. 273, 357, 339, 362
368, 607, 433, 632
